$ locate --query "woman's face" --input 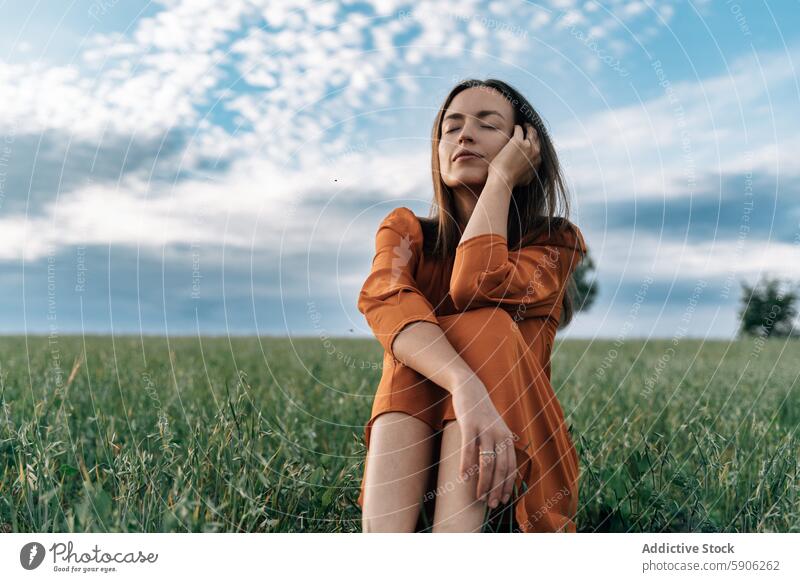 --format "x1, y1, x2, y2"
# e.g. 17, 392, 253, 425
437, 86, 516, 190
